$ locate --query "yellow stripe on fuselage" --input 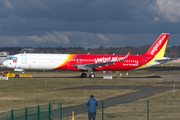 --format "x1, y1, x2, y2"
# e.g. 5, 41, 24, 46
54, 54, 76, 69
